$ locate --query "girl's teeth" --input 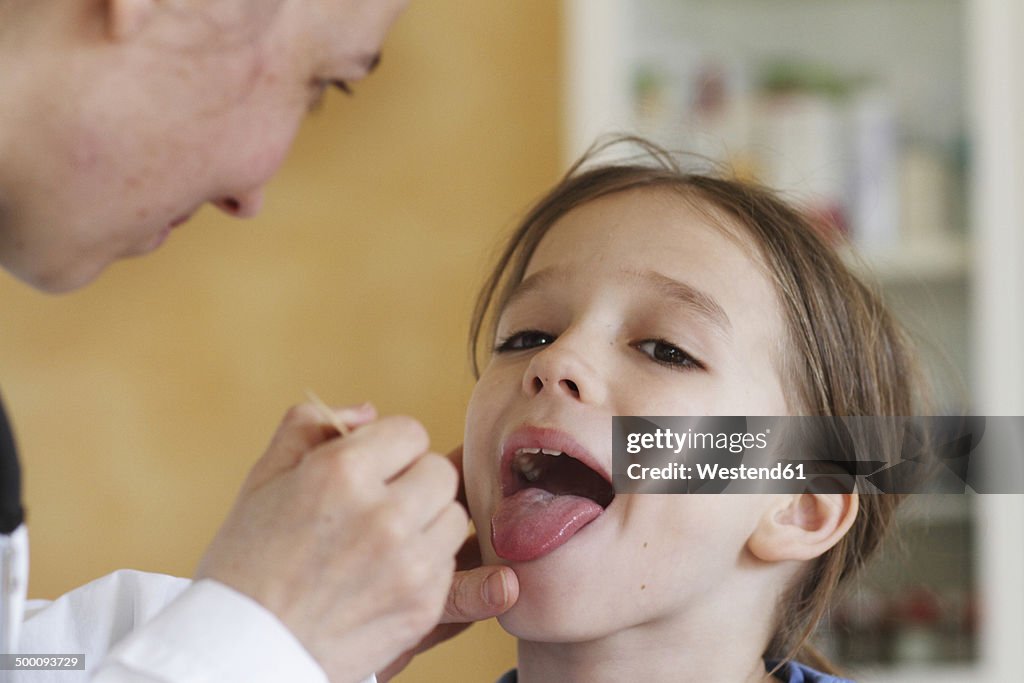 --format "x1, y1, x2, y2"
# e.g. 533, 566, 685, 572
511, 447, 566, 483
512, 451, 543, 482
